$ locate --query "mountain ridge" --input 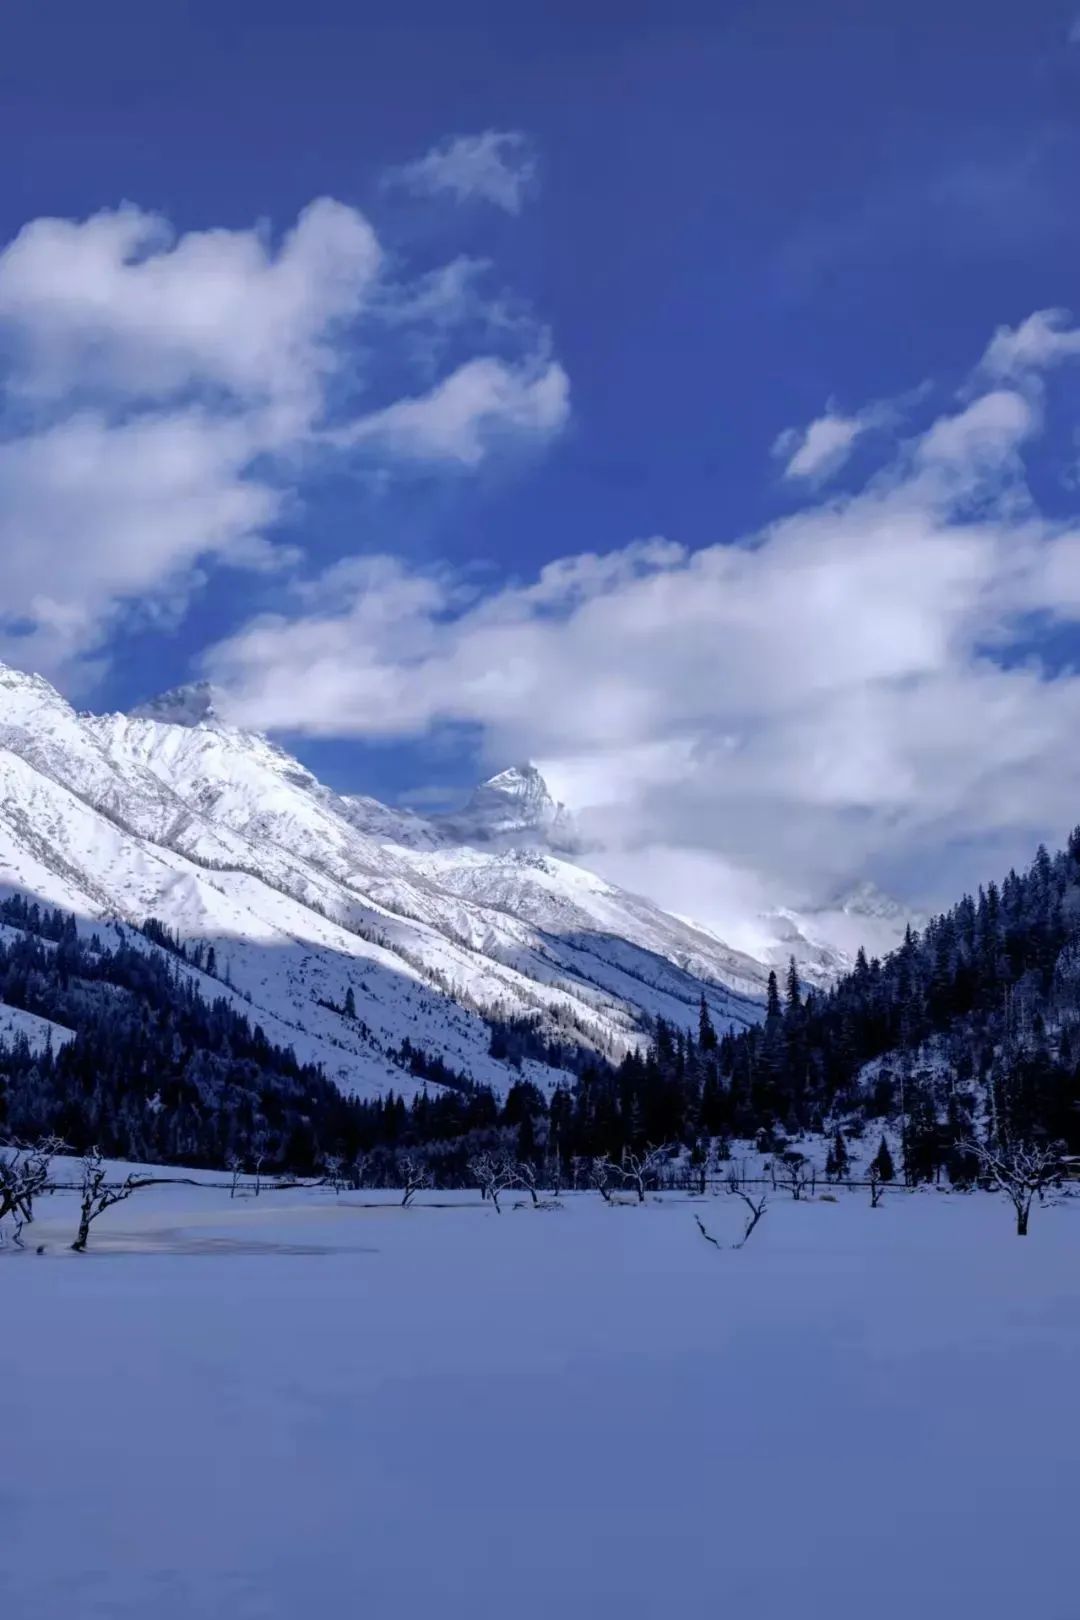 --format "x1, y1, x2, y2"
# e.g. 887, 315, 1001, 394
0, 661, 766, 1101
